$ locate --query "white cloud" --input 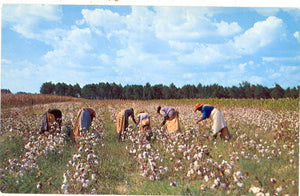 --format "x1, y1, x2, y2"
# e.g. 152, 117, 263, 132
214, 21, 242, 36
2, 5, 61, 40
177, 43, 231, 67
153, 7, 242, 41
230, 16, 285, 54
254, 8, 280, 16
80, 8, 126, 31
42, 27, 93, 67
238, 62, 247, 73
294, 31, 300, 42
